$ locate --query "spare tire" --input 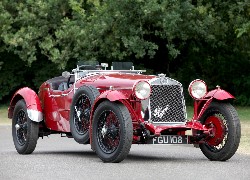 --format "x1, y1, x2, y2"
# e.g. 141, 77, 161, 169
70, 85, 100, 144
